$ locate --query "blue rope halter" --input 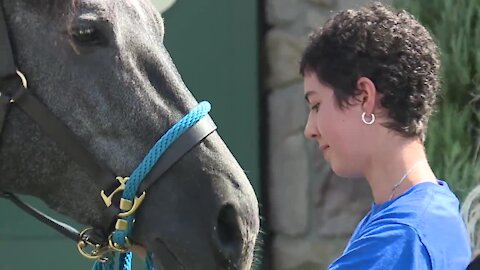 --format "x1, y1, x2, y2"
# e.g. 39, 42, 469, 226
93, 101, 212, 270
